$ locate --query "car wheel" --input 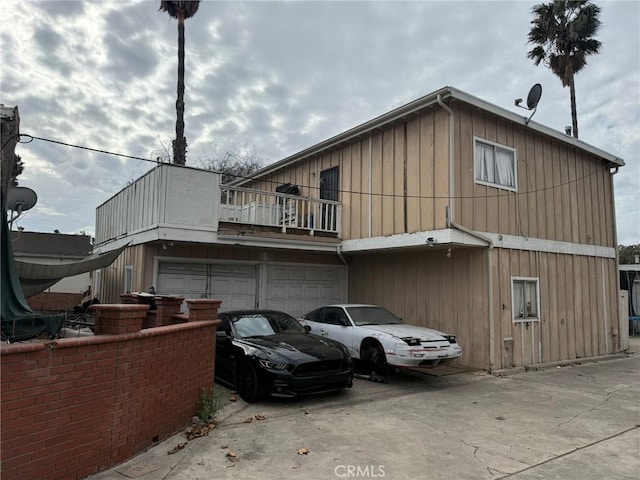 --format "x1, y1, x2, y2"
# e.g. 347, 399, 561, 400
236, 360, 265, 403
363, 341, 388, 376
